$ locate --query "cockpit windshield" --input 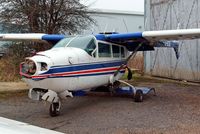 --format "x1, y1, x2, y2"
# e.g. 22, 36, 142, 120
53, 37, 73, 48
53, 35, 96, 56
